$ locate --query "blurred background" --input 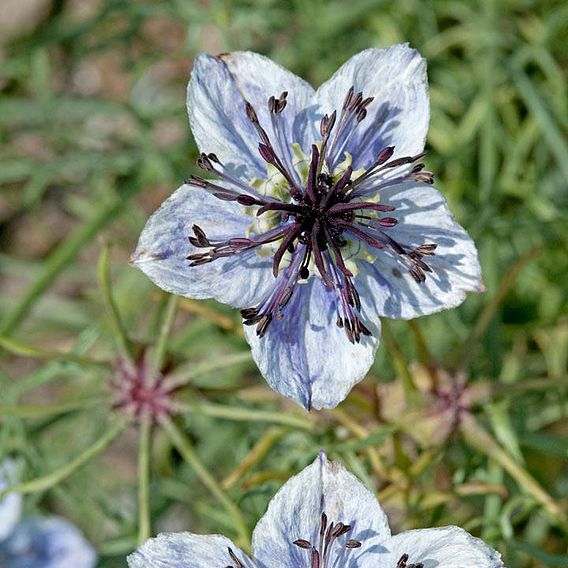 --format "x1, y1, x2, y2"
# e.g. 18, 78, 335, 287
0, 0, 566, 566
